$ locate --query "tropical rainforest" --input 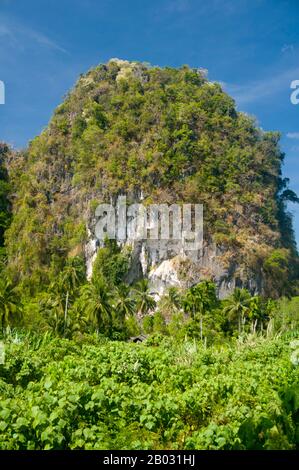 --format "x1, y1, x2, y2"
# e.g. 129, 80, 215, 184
0, 60, 298, 450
